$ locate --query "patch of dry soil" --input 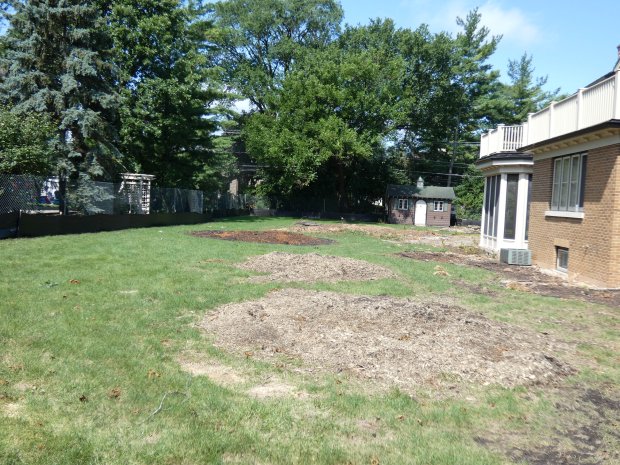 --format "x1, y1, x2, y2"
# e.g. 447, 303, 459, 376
1, 401, 21, 418
178, 352, 309, 400
201, 289, 574, 392
247, 382, 308, 399
237, 252, 395, 283
191, 230, 333, 246
287, 222, 480, 248
178, 354, 245, 387
399, 251, 620, 307
476, 384, 620, 465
